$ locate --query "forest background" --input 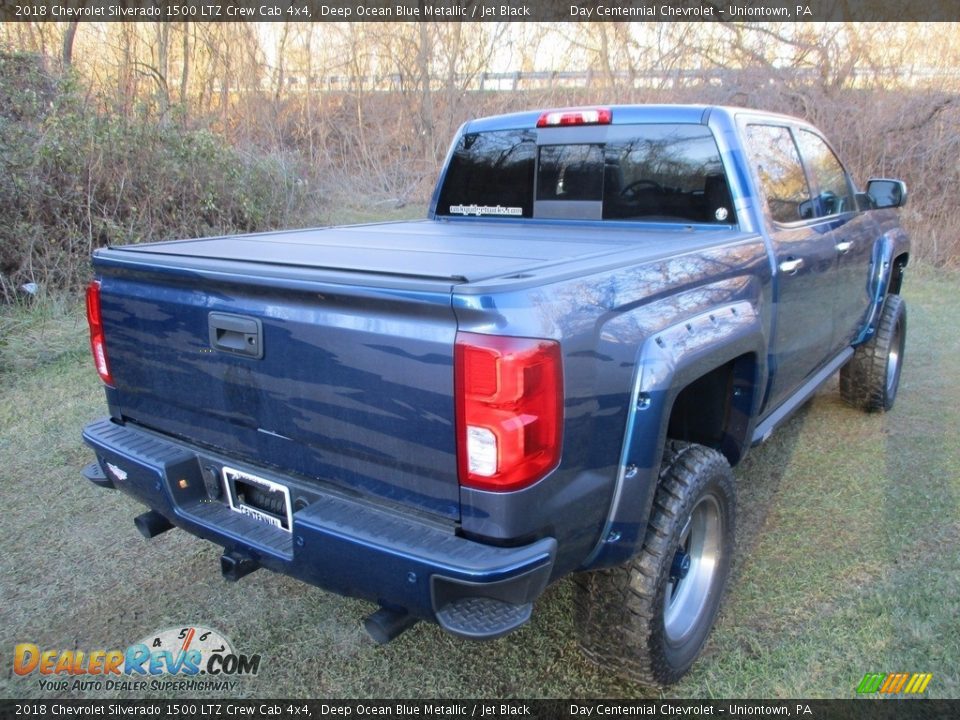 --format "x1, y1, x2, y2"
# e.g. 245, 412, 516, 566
1, 21, 959, 298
